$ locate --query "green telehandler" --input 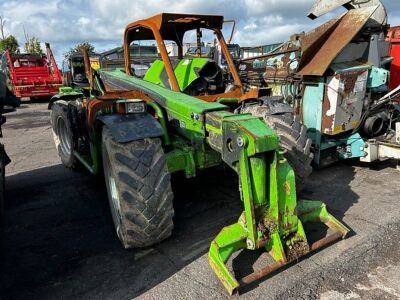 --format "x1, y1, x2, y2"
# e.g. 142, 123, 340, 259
49, 13, 349, 294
